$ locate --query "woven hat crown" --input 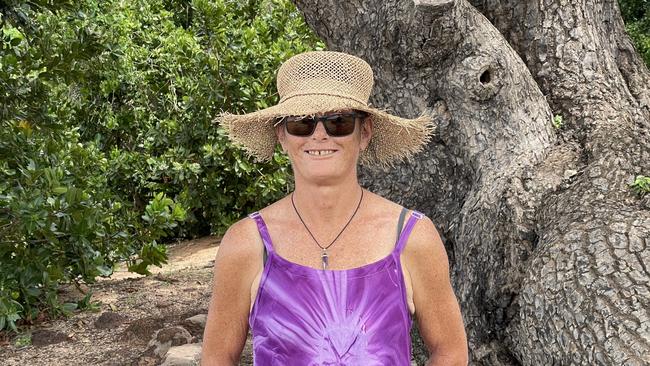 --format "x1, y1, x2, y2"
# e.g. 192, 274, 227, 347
277, 51, 374, 106
218, 50, 434, 167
